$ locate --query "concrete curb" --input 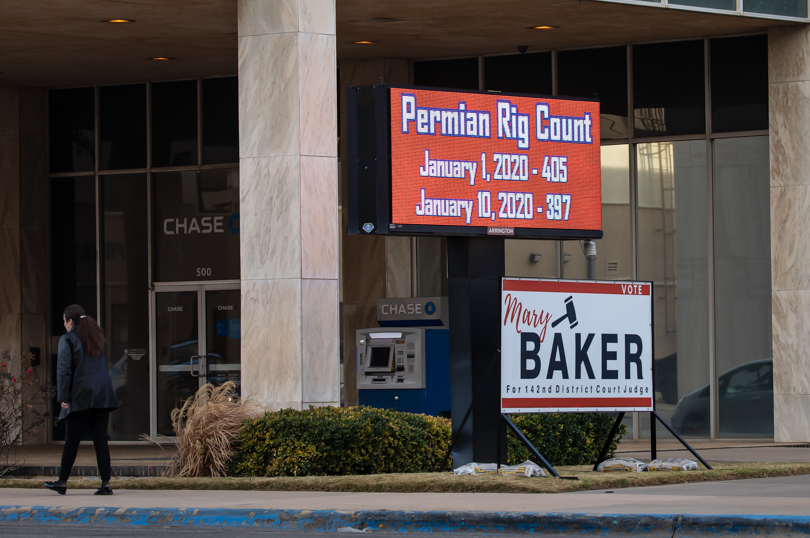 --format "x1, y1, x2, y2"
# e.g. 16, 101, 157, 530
2, 506, 810, 535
